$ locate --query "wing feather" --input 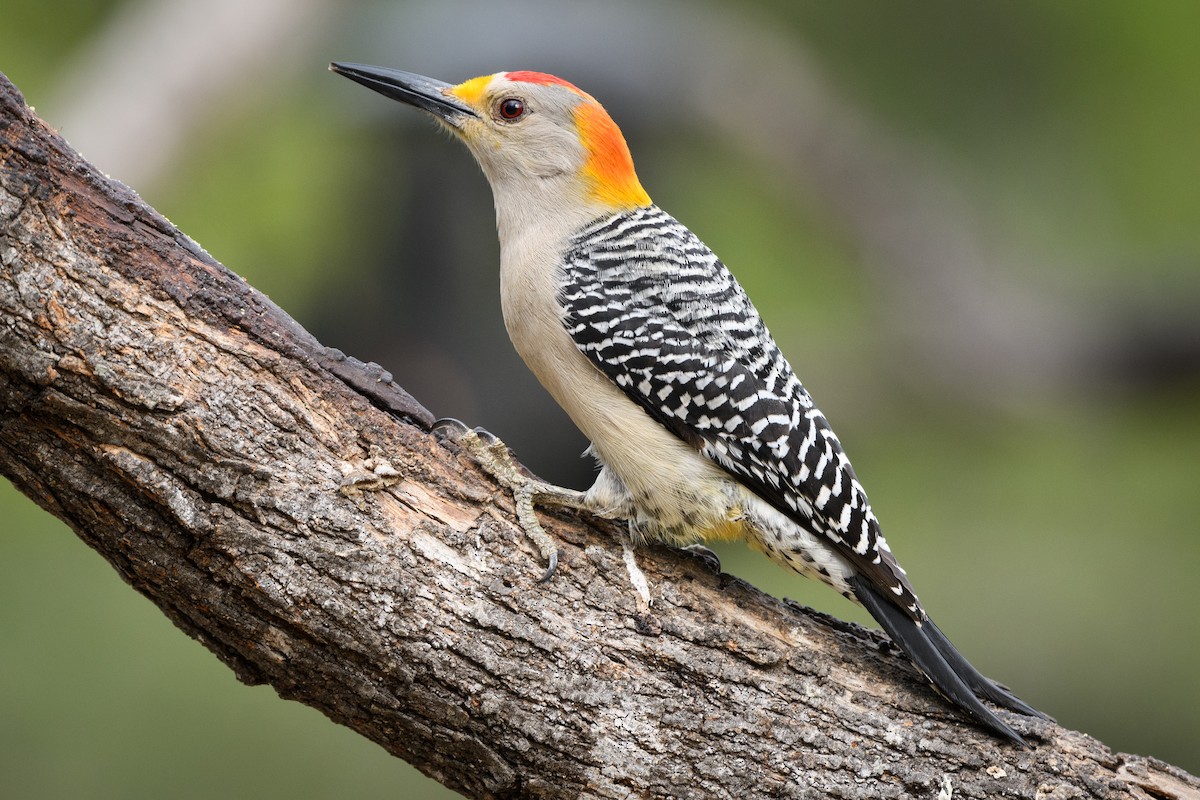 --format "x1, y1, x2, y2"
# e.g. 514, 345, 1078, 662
560, 207, 921, 617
